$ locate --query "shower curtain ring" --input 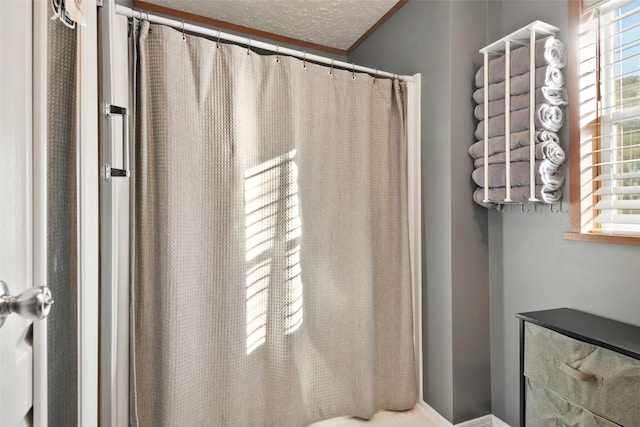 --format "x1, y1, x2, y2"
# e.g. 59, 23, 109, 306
303, 52, 307, 68
373, 69, 378, 83
329, 58, 334, 75
216, 31, 221, 48
352, 63, 356, 80
247, 38, 252, 55
181, 21, 186, 40
276, 45, 280, 62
